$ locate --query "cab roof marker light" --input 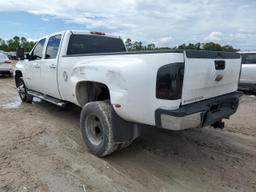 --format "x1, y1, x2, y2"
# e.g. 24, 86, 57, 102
90, 32, 106, 36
